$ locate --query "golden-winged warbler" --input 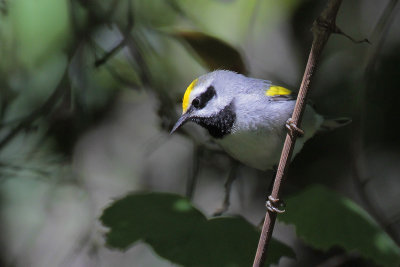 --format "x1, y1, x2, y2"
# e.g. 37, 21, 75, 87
171, 70, 349, 171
